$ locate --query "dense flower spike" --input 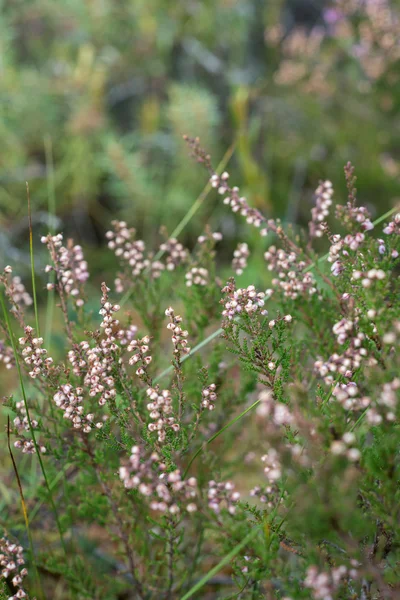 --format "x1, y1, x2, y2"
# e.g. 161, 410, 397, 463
41, 233, 89, 307
19, 326, 53, 379
0, 267, 32, 326
53, 384, 103, 432
315, 318, 369, 384
83, 283, 119, 406
305, 564, 358, 600
128, 334, 152, 379
383, 212, 400, 236
119, 445, 197, 513
165, 307, 190, 356
106, 220, 164, 290
159, 238, 188, 270
0, 535, 30, 599
207, 480, 240, 514
0, 339, 14, 369
201, 383, 217, 410
309, 180, 333, 239
221, 280, 268, 321
264, 246, 317, 298
256, 389, 294, 426
232, 242, 250, 275
12, 400, 46, 455
146, 386, 179, 443
261, 448, 282, 482
185, 267, 209, 287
